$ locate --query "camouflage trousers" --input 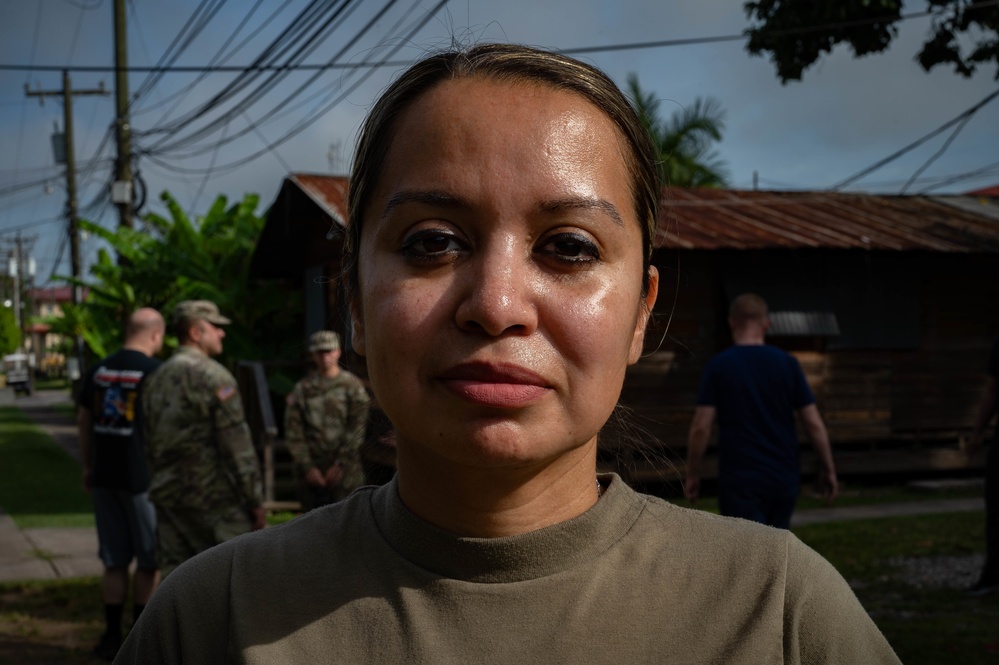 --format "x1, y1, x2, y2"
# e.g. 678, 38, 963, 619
154, 503, 251, 578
